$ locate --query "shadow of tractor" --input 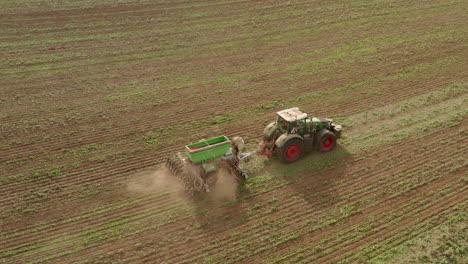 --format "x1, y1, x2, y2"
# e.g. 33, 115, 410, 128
264, 145, 352, 207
